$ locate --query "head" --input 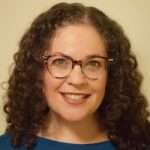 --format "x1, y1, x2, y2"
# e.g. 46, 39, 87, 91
4, 2, 150, 149
42, 24, 109, 122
